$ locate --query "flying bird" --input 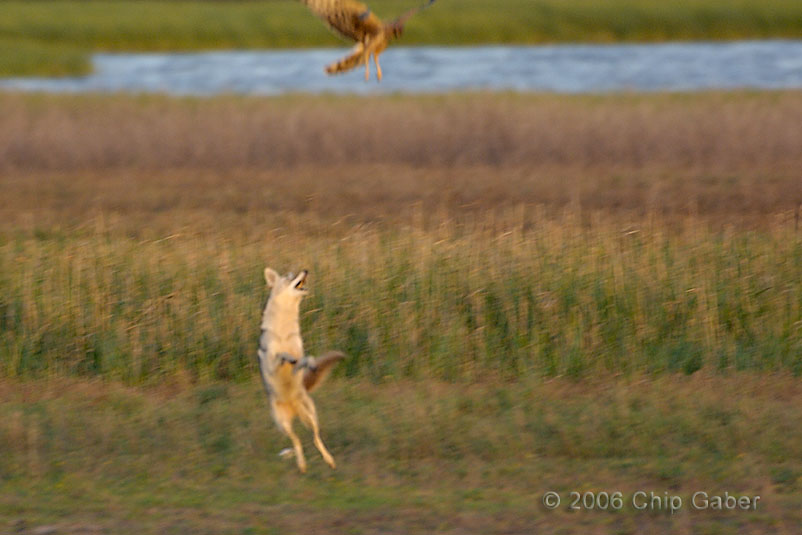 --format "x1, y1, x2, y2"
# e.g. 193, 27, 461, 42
298, 0, 436, 81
